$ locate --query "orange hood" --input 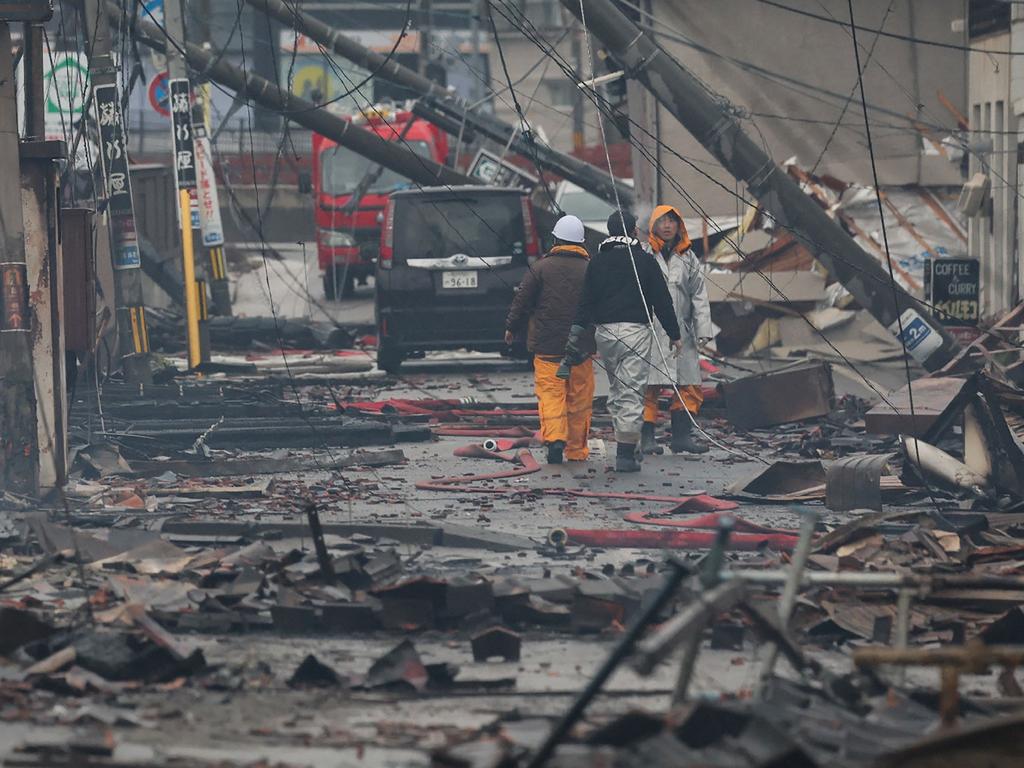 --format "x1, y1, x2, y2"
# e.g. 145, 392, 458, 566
648, 204, 692, 254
